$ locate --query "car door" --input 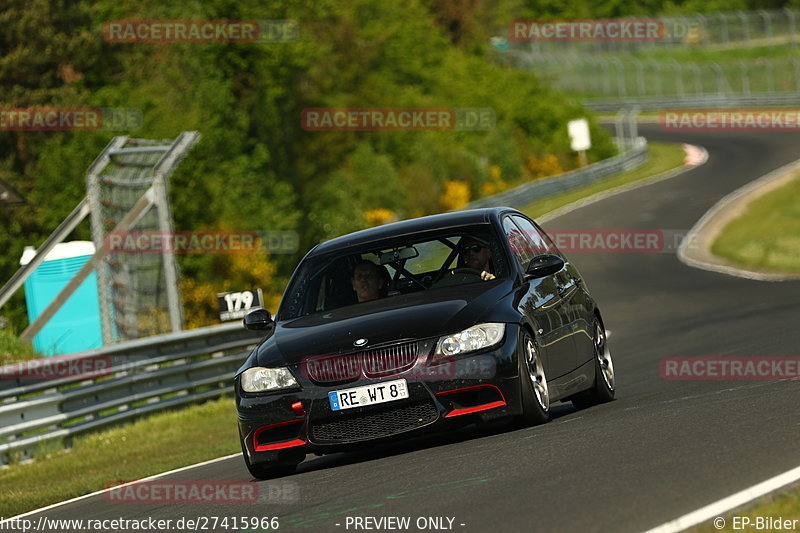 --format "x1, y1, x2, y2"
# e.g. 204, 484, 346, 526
533, 218, 594, 366
514, 215, 595, 369
502, 215, 576, 379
